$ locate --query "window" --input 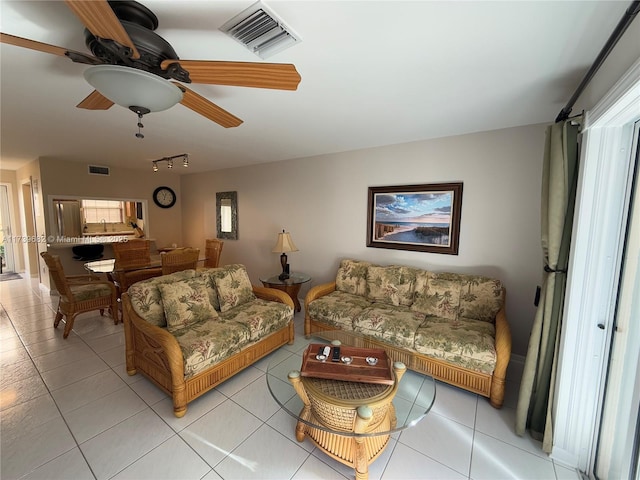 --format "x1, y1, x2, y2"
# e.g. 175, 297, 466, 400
81, 200, 124, 224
